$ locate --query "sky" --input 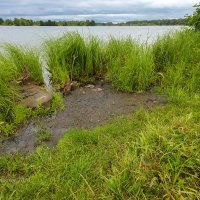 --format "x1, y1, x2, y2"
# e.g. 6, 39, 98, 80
0, 0, 199, 22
